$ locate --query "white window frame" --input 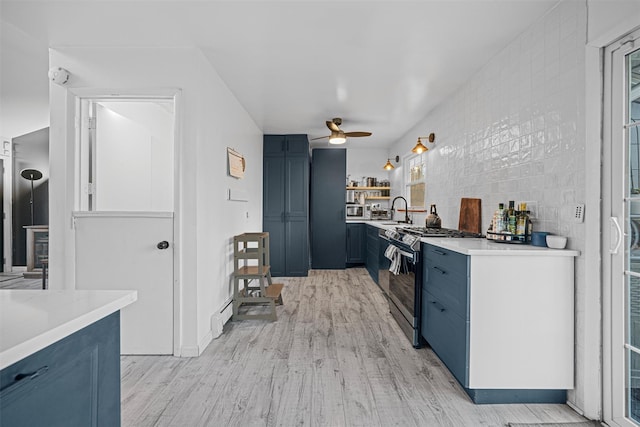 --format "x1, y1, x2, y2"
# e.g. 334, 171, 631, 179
403, 152, 426, 209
